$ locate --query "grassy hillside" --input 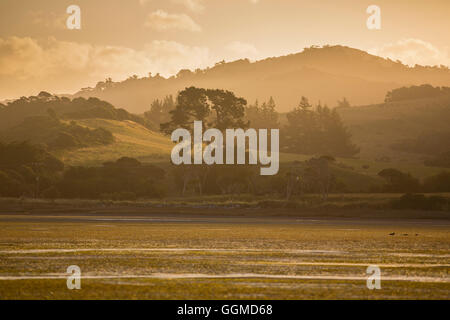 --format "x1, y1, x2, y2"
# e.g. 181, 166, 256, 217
54, 119, 172, 166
